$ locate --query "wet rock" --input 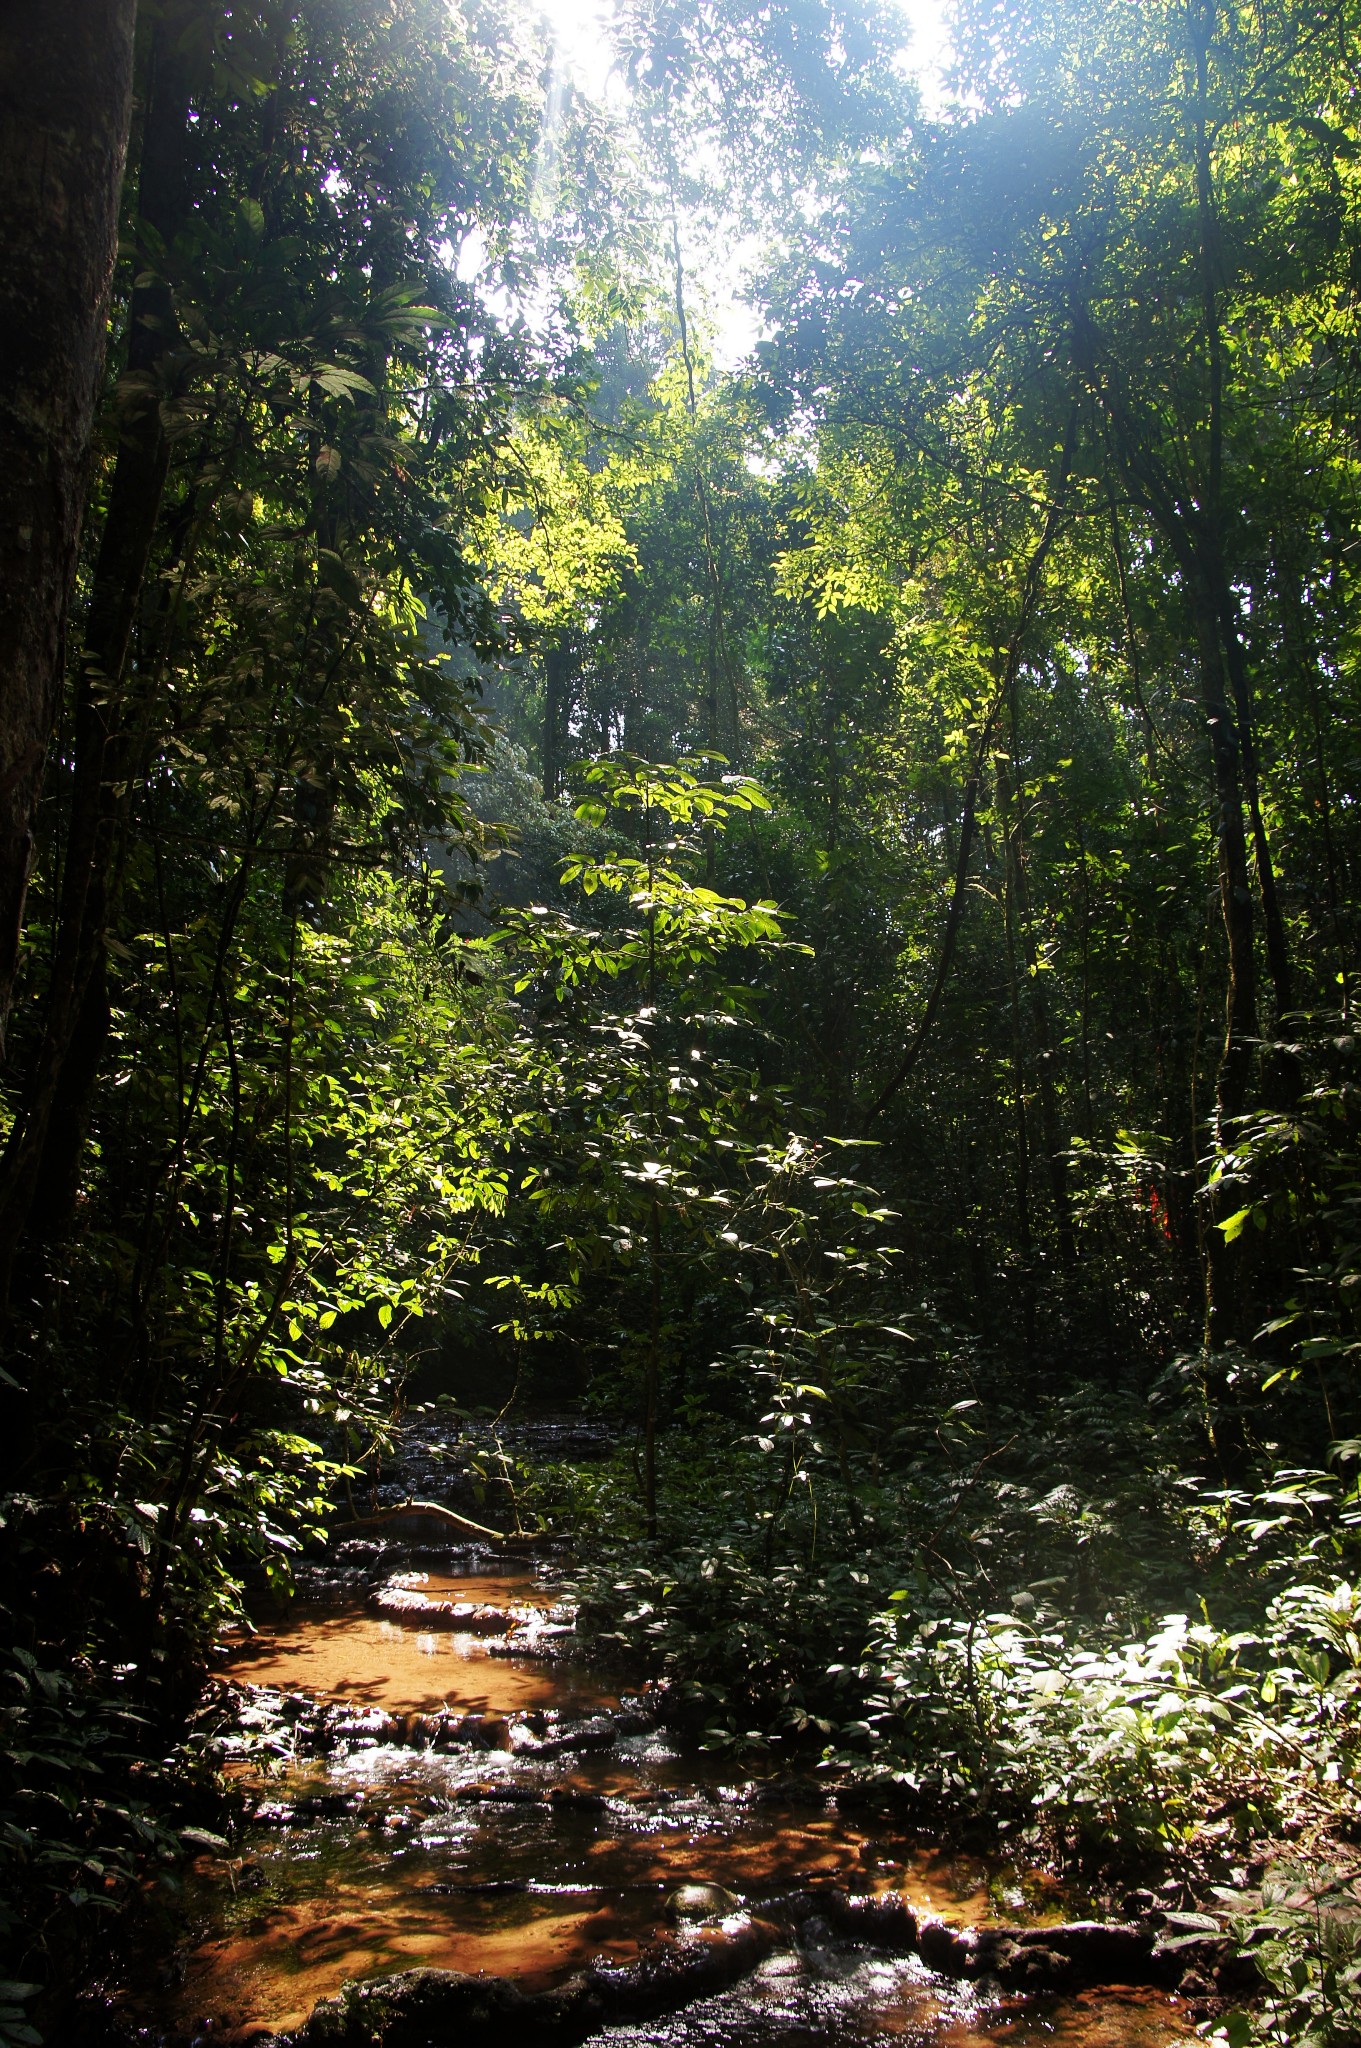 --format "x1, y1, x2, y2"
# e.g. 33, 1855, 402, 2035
372, 1583, 530, 1634
1156, 1932, 1259, 1998
326, 1704, 400, 1744
611, 1706, 658, 1737
528, 1714, 618, 1759
750, 1776, 830, 1808
288, 1967, 581, 2045
293, 1694, 553, 1757
392, 1710, 446, 1747
431, 1711, 512, 1750
488, 1618, 577, 1660
760, 1889, 833, 1933
251, 1790, 361, 1826
825, 1891, 917, 1949
470, 1712, 513, 1750
918, 1917, 977, 1973
423, 1877, 533, 1896
664, 1882, 742, 1923
914, 1918, 1160, 1989
757, 1887, 917, 1951
797, 1913, 835, 1948
454, 1781, 545, 1805
995, 1945, 1076, 1990
1016, 1921, 1156, 1979
583, 1914, 780, 2022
